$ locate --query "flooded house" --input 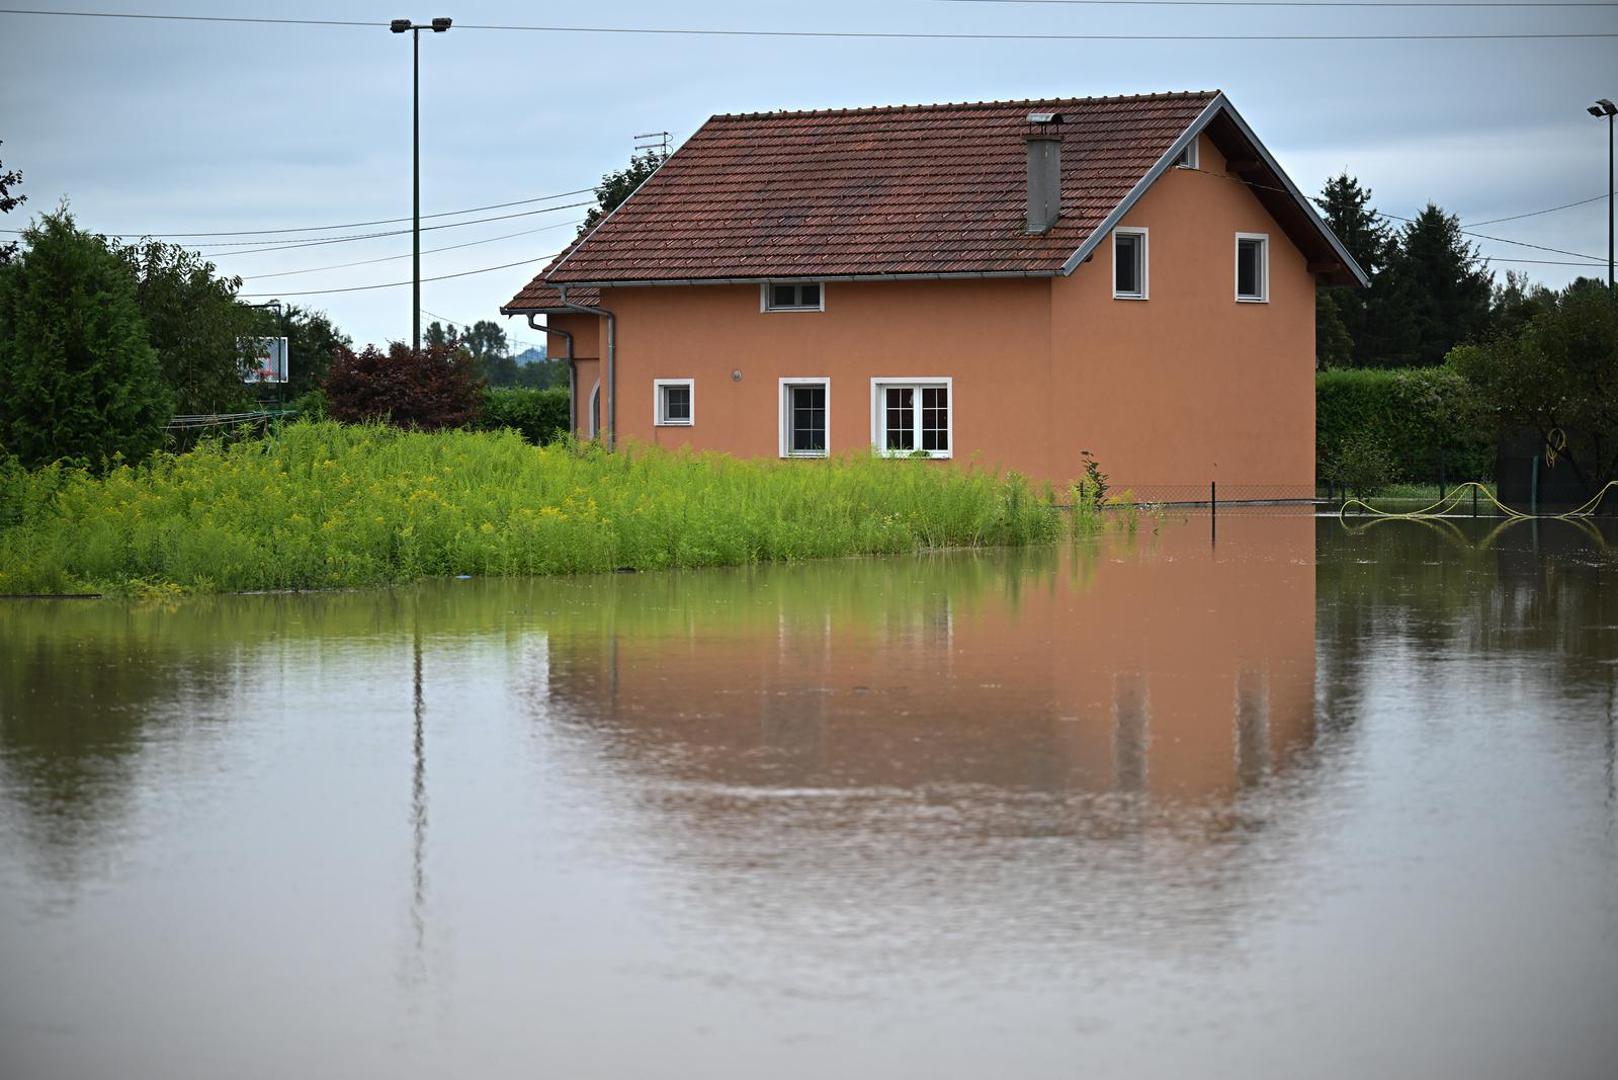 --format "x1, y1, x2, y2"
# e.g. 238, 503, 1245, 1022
502, 91, 1366, 497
